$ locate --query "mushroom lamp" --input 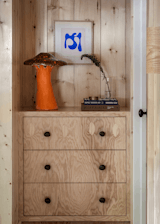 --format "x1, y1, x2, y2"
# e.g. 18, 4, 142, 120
24, 53, 67, 110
